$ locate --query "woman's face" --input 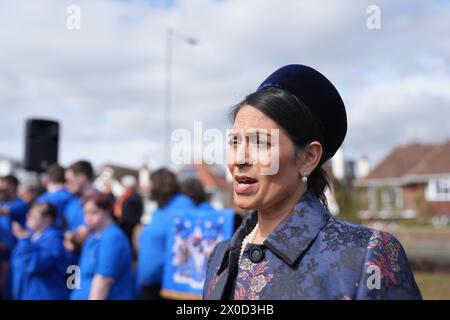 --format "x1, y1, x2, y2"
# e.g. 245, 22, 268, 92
227, 105, 305, 212
83, 200, 108, 230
